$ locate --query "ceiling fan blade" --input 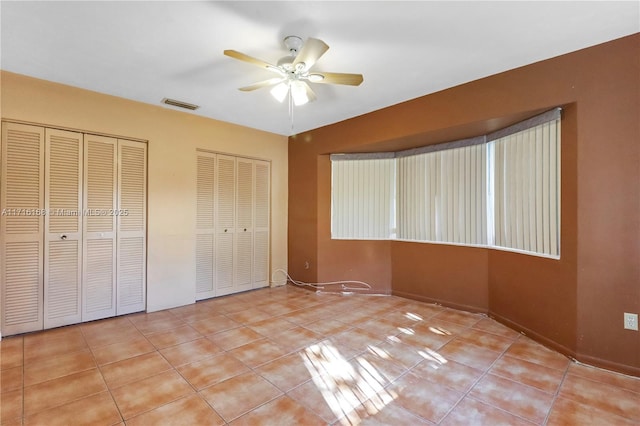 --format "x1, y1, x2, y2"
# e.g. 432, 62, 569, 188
309, 72, 364, 86
292, 38, 329, 71
238, 78, 285, 92
224, 50, 282, 74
